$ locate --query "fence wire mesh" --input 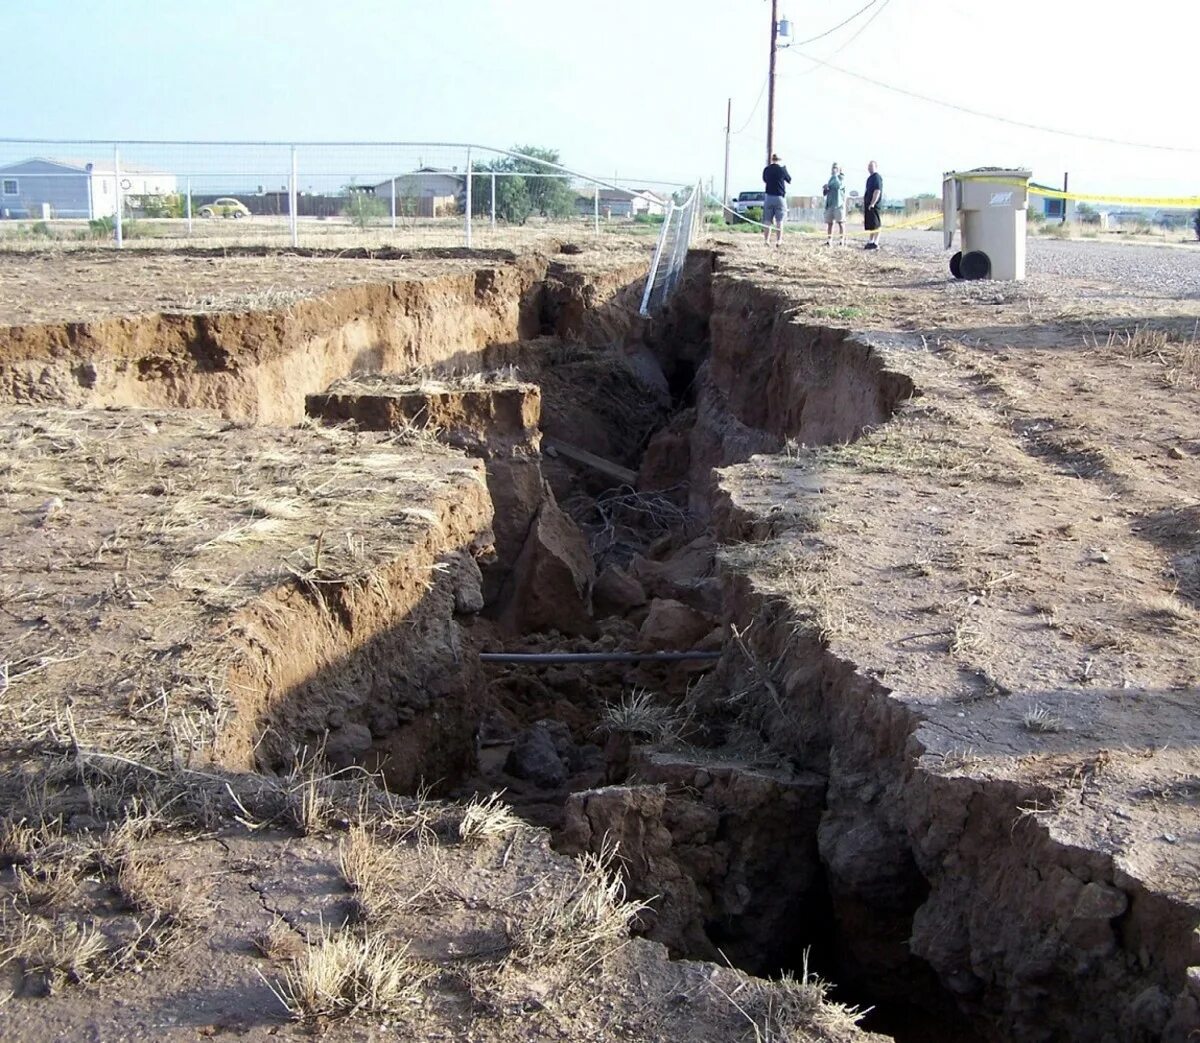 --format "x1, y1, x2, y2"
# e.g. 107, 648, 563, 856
0, 139, 689, 252
639, 181, 704, 315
